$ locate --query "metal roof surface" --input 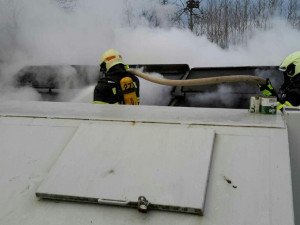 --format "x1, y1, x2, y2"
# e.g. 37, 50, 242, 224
0, 101, 285, 128
0, 101, 294, 225
284, 108, 300, 225
36, 123, 215, 215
